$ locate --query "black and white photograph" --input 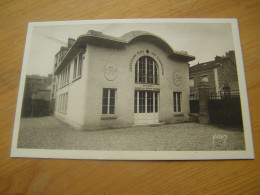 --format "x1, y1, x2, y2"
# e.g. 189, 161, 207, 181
11, 19, 254, 160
